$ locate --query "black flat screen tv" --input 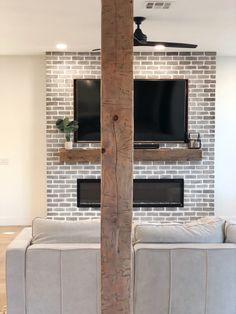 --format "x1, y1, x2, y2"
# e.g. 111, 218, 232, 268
74, 79, 188, 143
